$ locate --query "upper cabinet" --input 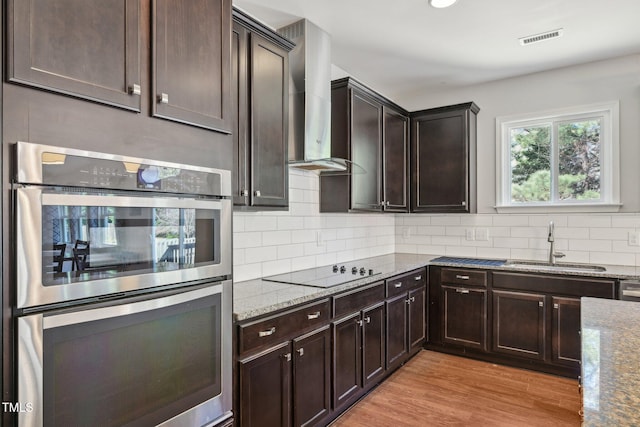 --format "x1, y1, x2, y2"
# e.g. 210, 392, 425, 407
232, 10, 294, 209
410, 102, 480, 213
320, 78, 409, 213
7, 0, 142, 111
8, 0, 233, 133
152, 0, 232, 132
